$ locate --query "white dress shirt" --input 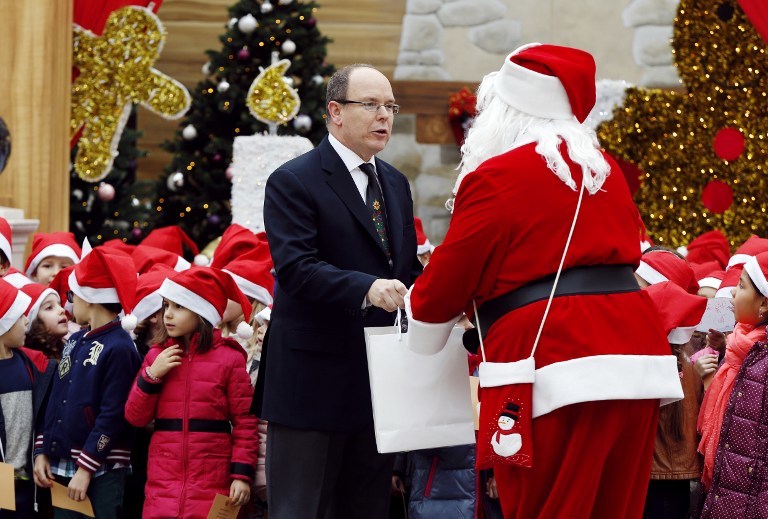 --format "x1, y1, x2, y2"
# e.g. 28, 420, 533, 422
328, 133, 377, 202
